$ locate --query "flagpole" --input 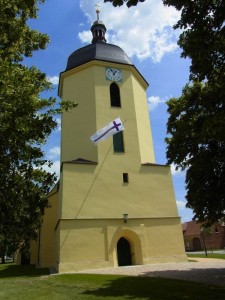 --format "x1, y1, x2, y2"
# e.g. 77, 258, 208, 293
74, 141, 114, 219
75, 119, 126, 219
